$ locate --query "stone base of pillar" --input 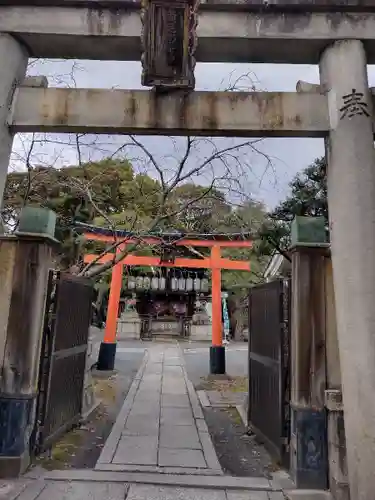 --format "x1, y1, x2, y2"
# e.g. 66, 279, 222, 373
325, 390, 350, 500
81, 333, 99, 420
209, 346, 226, 375
0, 395, 35, 478
97, 342, 116, 372
190, 323, 211, 341
290, 405, 328, 490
